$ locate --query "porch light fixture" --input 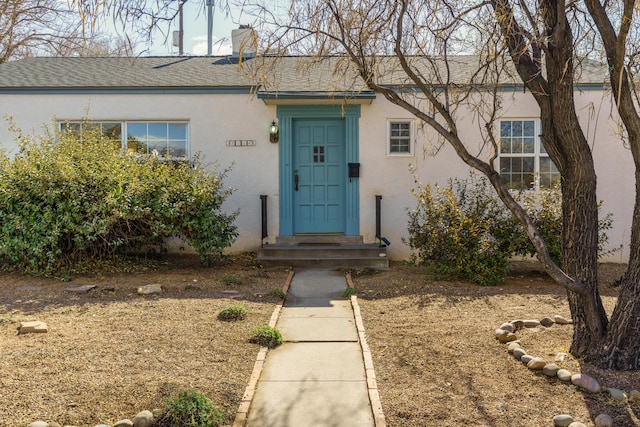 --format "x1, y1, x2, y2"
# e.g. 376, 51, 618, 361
269, 120, 279, 143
